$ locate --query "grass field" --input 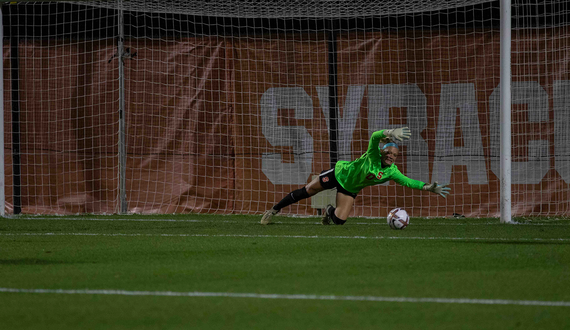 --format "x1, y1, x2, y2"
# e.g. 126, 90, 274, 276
1, 213, 570, 329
